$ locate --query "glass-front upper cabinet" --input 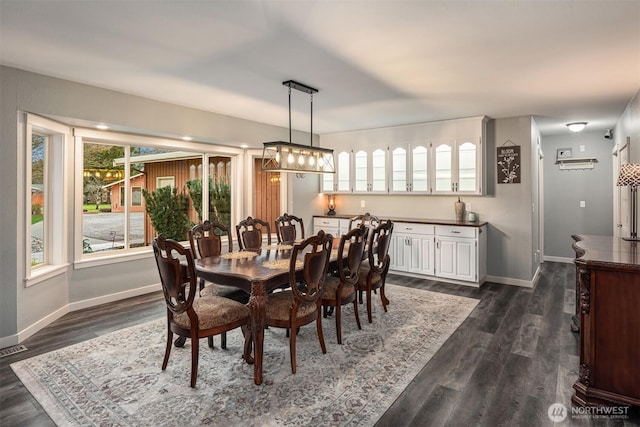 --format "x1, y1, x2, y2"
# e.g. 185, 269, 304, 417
353, 146, 387, 193
390, 145, 408, 193
390, 143, 430, 193
432, 137, 481, 194
410, 144, 429, 192
321, 149, 351, 193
